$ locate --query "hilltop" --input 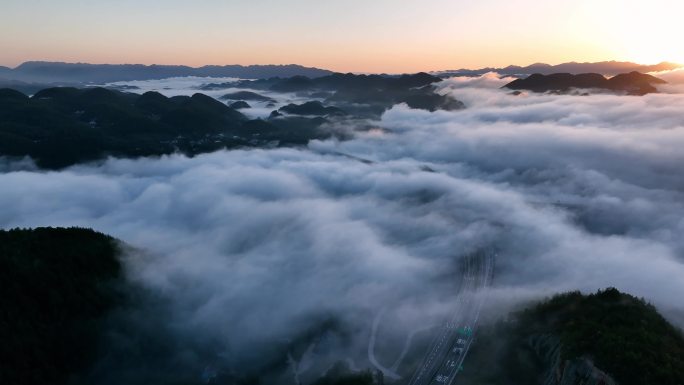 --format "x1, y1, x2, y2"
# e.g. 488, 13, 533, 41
504, 71, 667, 95
0, 71, 465, 168
0, 87, 332, 168
232, 72, 464, 116
0, 227, 124, 385
459, 289, 684, 385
